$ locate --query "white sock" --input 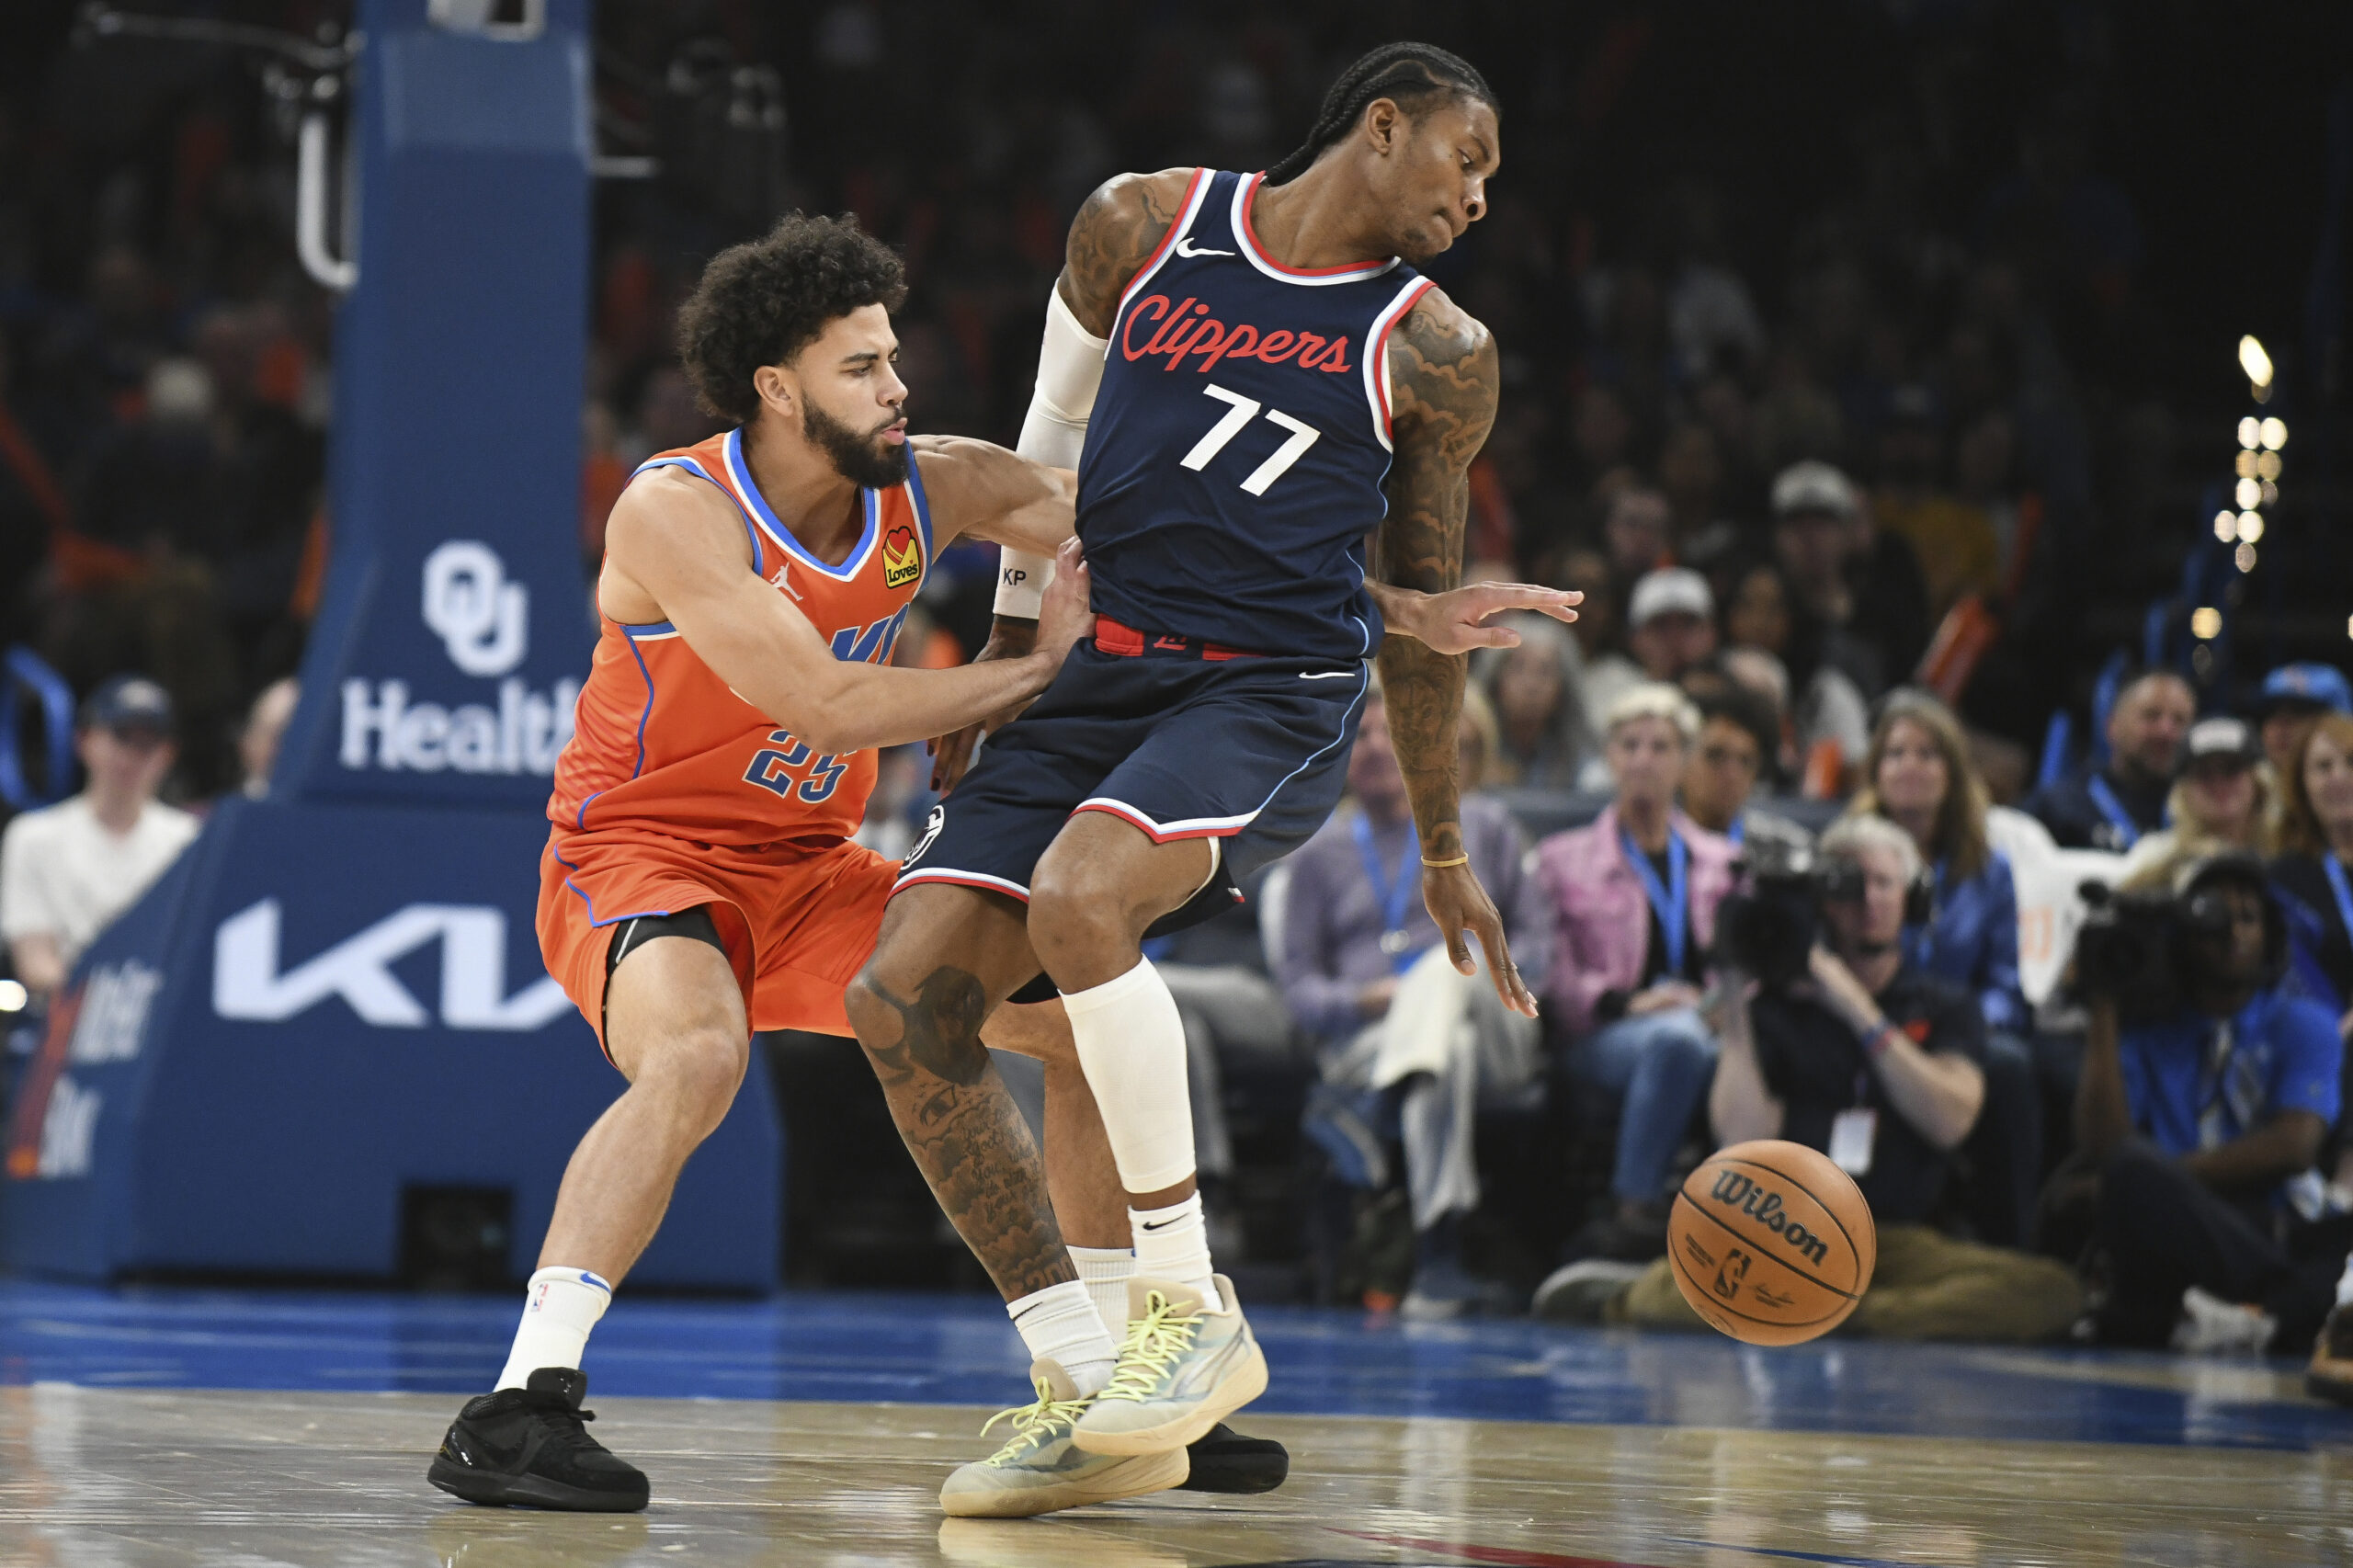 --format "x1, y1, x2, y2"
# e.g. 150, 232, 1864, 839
1070, 1244, 1136, 1342
1063, 959, 1197, 1195
1008, 1279, 1118, 1396
496, 1267, 612, 1390
1131, 1193, 1222, 1313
